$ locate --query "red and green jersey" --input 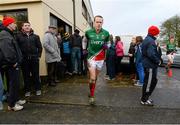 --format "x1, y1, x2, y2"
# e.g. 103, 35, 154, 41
85, 28, 110, 61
